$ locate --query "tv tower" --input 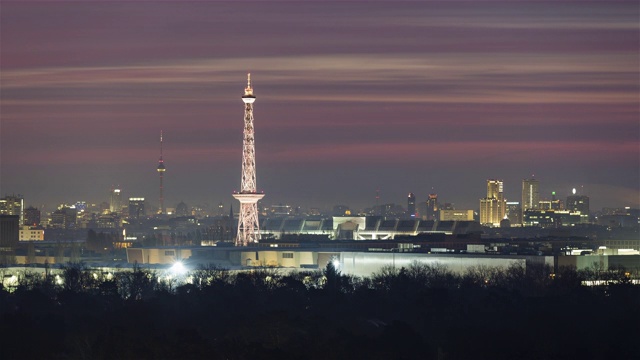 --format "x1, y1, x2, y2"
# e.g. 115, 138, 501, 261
157, 130, 166, 215
233, 73, 265, 246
